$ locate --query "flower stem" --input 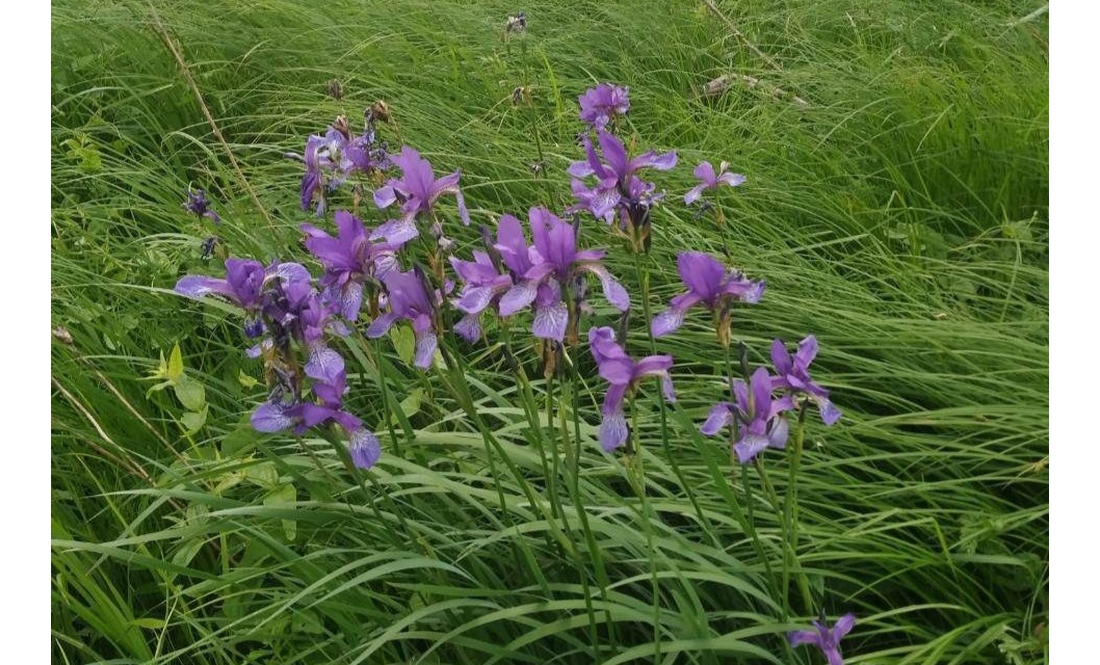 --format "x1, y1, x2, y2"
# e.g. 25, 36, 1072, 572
784, 402, 814, 615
